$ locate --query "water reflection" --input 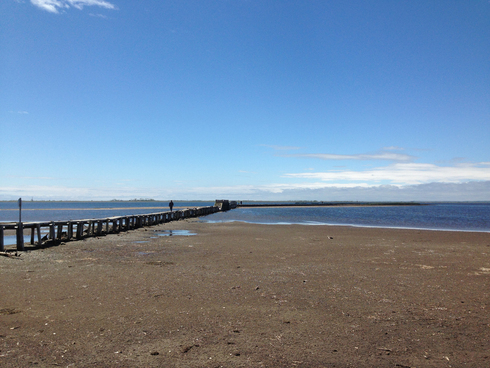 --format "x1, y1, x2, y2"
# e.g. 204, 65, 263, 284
153, 230, 196, 237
